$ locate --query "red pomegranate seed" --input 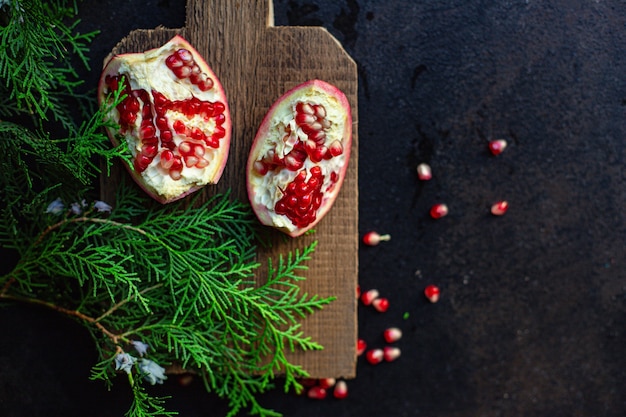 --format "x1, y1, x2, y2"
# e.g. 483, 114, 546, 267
360, 289, 379, 306
383, 346, 401, 362
357, 338, 367, 356
362, 231, 391, 246
491, 200, 509, 216
365, 348, 384, 365
372, 297, 389, 313
299, 378, 317, 388
488, 139, 508, 155
318, 378, 336, 389
333, 380, 348, 399
429, 203, 448, 219
356, 285, 361, 299
307, 386, 327, 400
383, 327, 402, 343
424, 284, 440, 303
416, 163, 432, 180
